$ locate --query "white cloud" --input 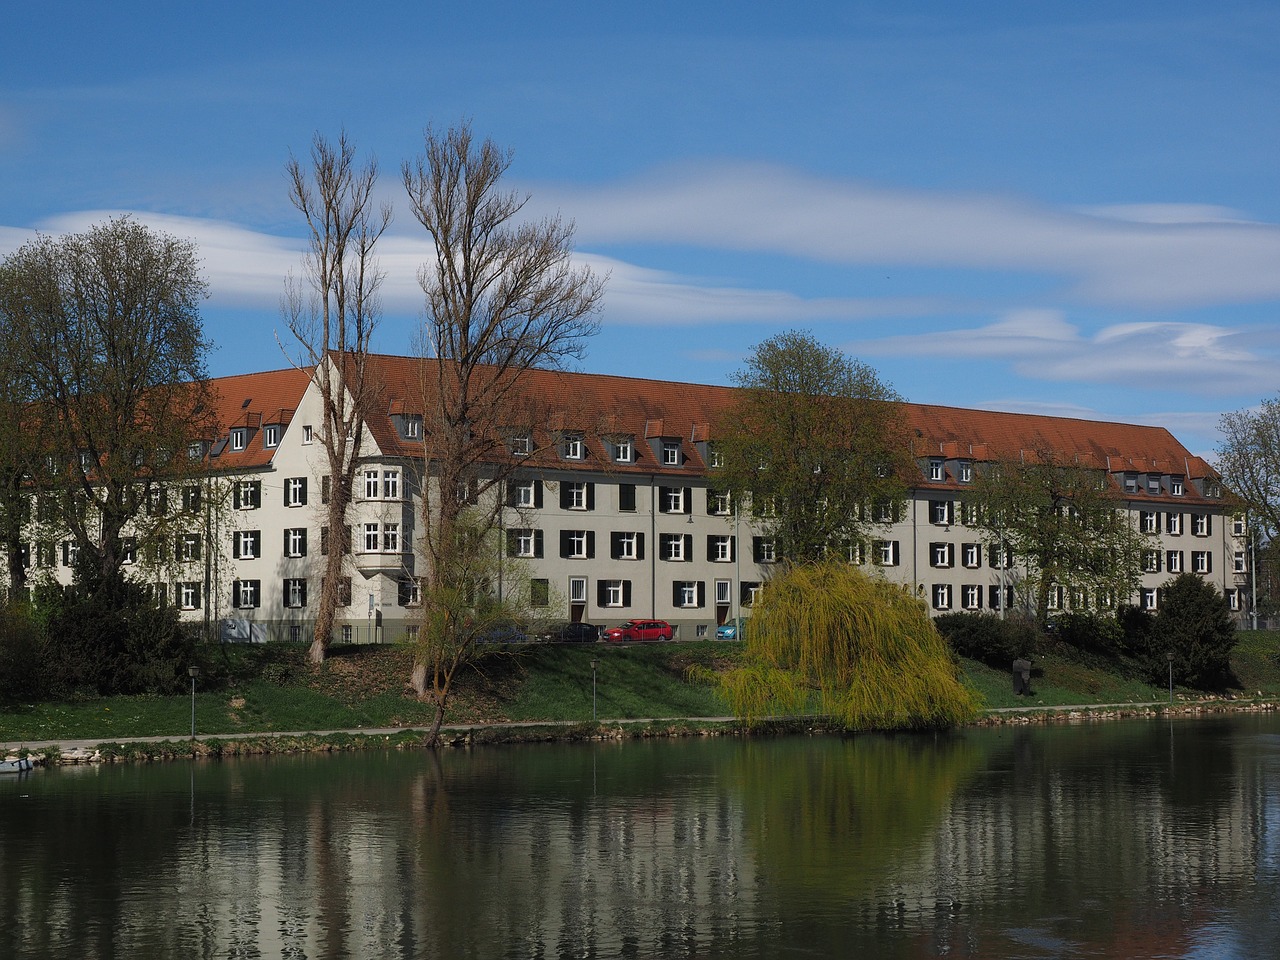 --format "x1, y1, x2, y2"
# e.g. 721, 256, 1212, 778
533, 164, 1280, 309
